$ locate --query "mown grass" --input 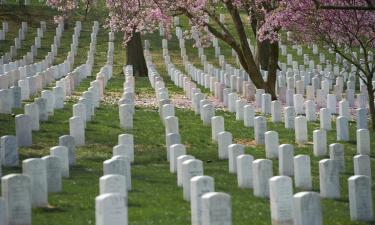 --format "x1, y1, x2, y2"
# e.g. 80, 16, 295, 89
0, 2, 374, 225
